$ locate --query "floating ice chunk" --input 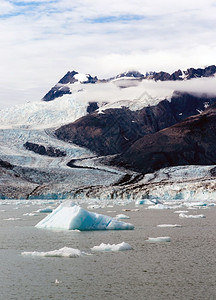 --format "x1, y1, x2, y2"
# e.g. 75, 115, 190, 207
174, 210, 189, 214
115, 214, 130, 220
135, 199, 152, 205
37, 207, 53, 213
179, 213, 206, 219
55, 279, 62, 284
91, 242, 132, 252
4, 217, 21, 221
146, 237, 171, 242
35, 201, 134, 231
135, 198, 160, 205
184, 202, 207, 207
23, 212, 38, 216
22, 247, 88, 258
157, 224, 182, 228
147, 204, 169, 210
